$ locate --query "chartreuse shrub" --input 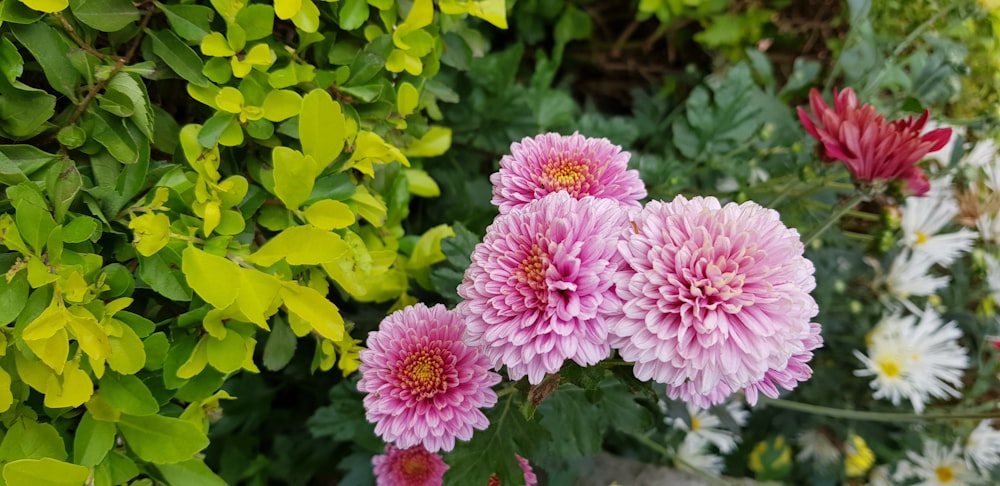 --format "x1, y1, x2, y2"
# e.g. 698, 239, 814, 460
0, 0, 506, 483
